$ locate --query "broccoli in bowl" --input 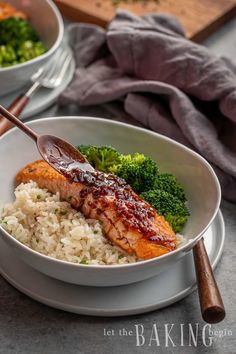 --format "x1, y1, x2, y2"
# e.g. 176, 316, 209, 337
78, 145, 189, 233
0, 16, 46, 67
